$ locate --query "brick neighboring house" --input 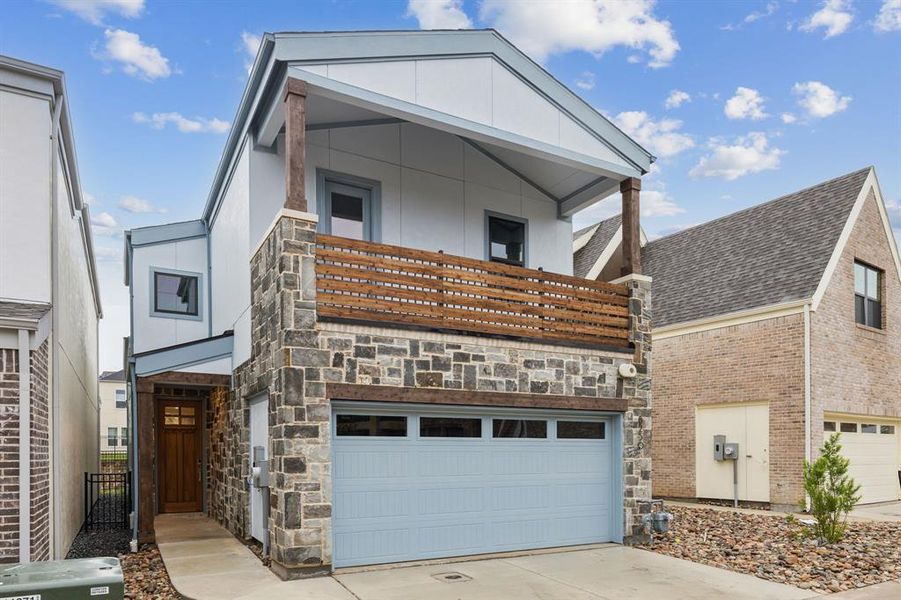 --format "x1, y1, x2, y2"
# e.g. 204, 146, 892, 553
0, 56, 102, 561
124, 30, 658, 578
575, 168, 901, 510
